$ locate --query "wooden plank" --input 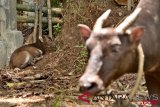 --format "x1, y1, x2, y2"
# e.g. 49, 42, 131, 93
17, 16, 63, 24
